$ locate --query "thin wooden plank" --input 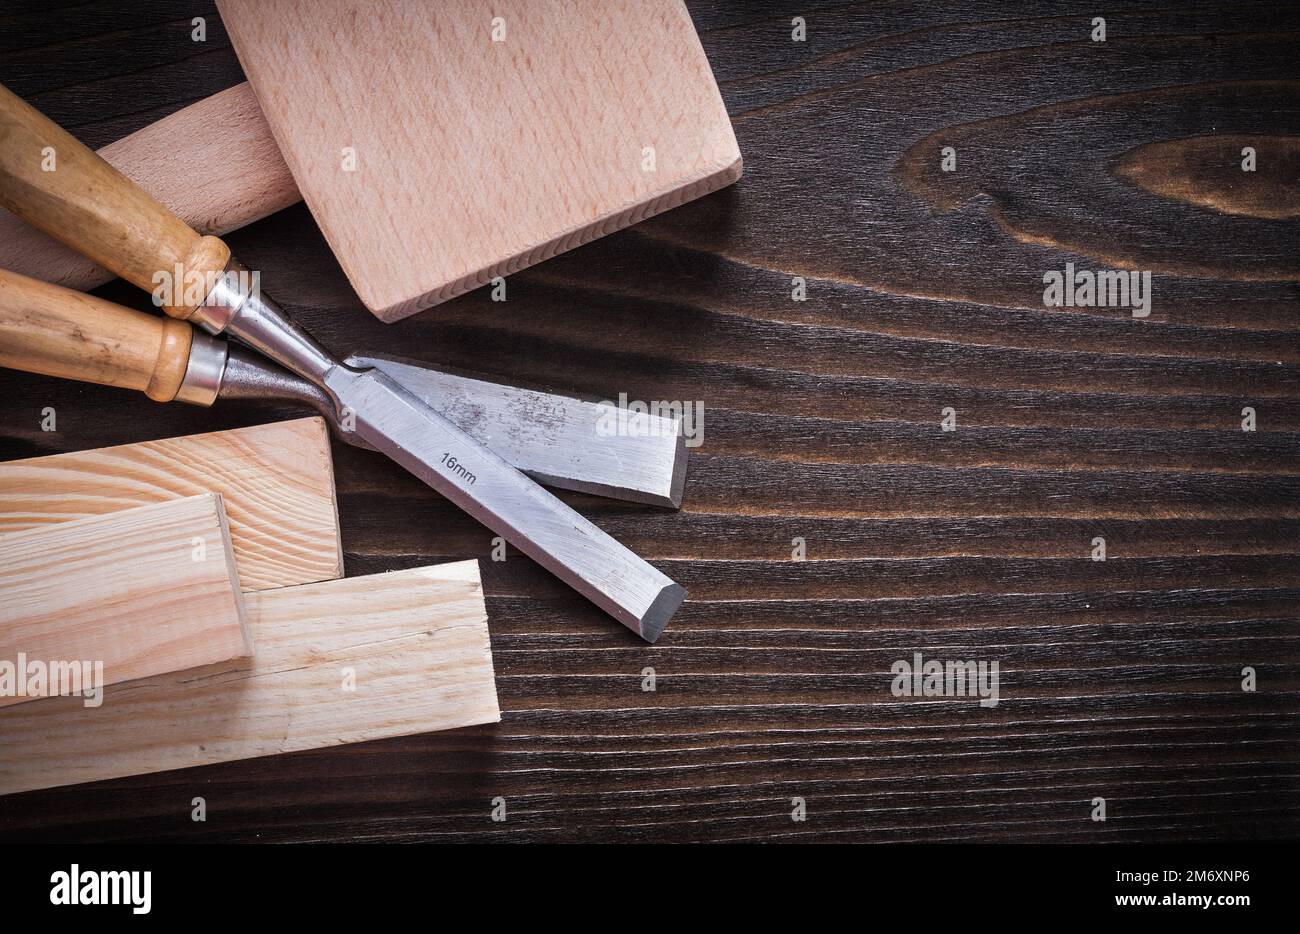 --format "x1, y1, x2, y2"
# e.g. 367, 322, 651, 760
0, 560, 498, 796
0, 417, 342, 592
217, 0, 741, 320
0, 493, 251, 708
